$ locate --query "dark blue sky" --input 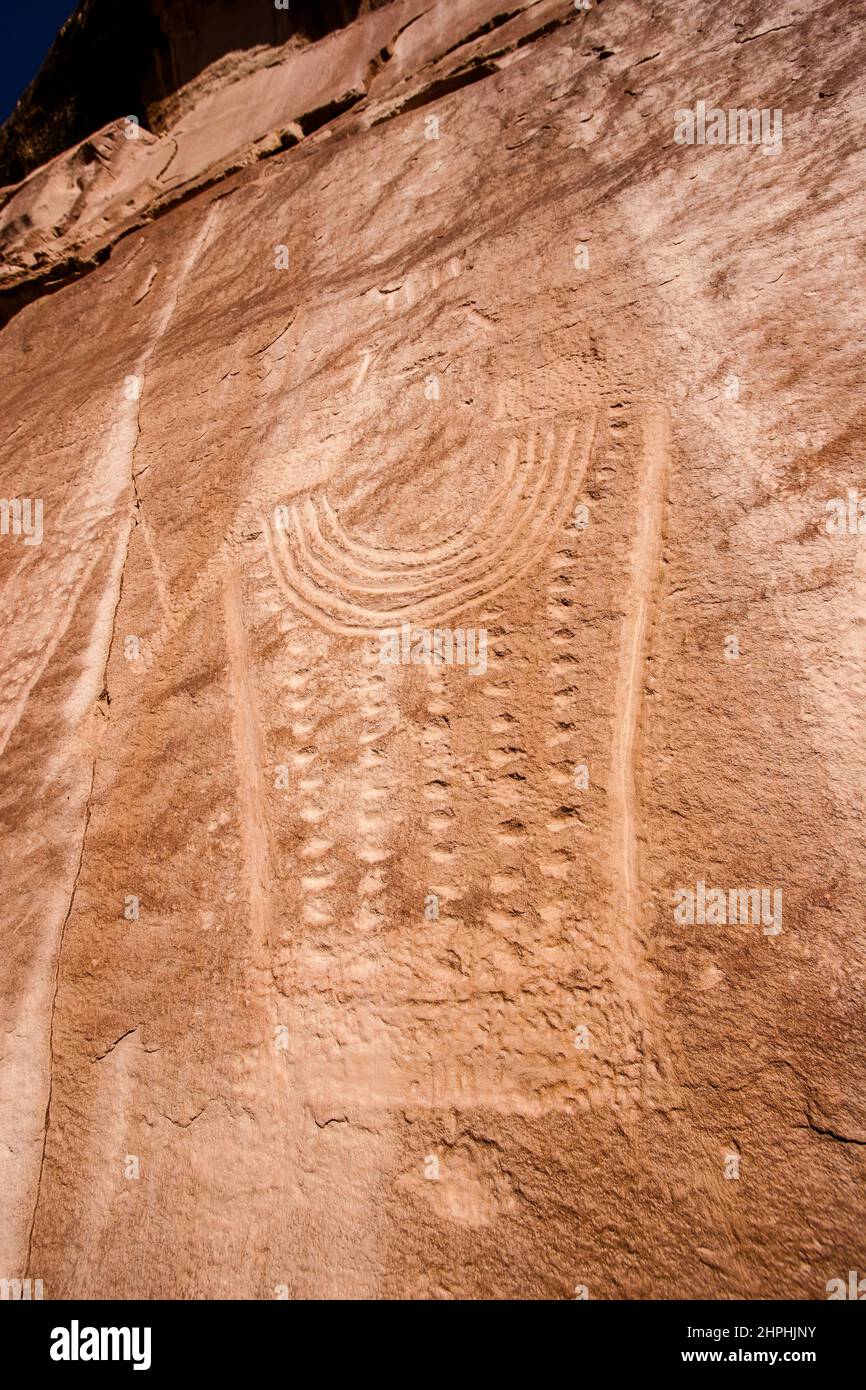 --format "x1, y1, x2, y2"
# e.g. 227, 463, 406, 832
0, 0, 77, 124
